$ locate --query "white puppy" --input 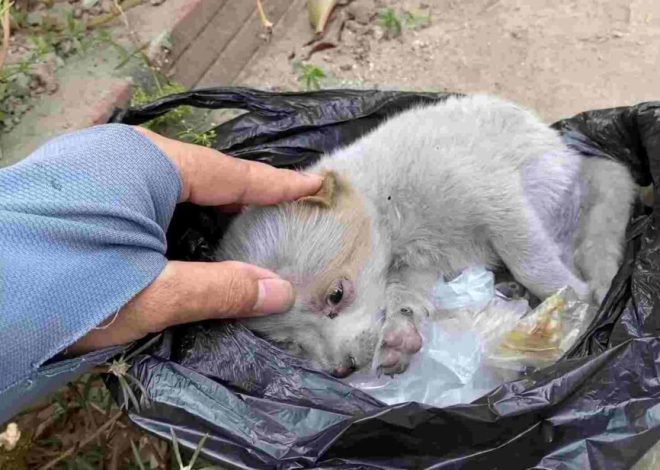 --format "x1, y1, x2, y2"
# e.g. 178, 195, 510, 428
216, 94, 636, 377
